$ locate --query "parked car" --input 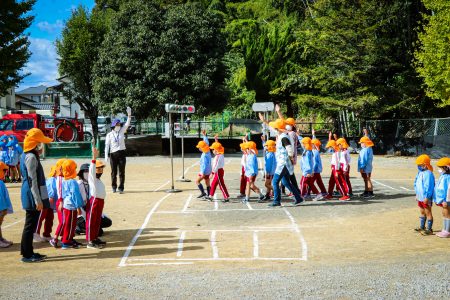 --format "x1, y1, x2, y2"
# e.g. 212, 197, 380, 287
119, 115, 137, 135
0, 113, 85, 142
83, 116, 112, 139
